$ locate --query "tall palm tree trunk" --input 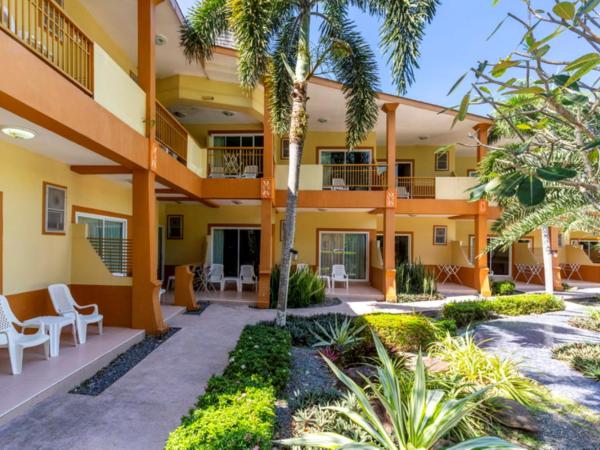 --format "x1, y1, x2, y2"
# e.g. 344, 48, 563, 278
541, 226, 554, 294
276, 10, 310, 327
